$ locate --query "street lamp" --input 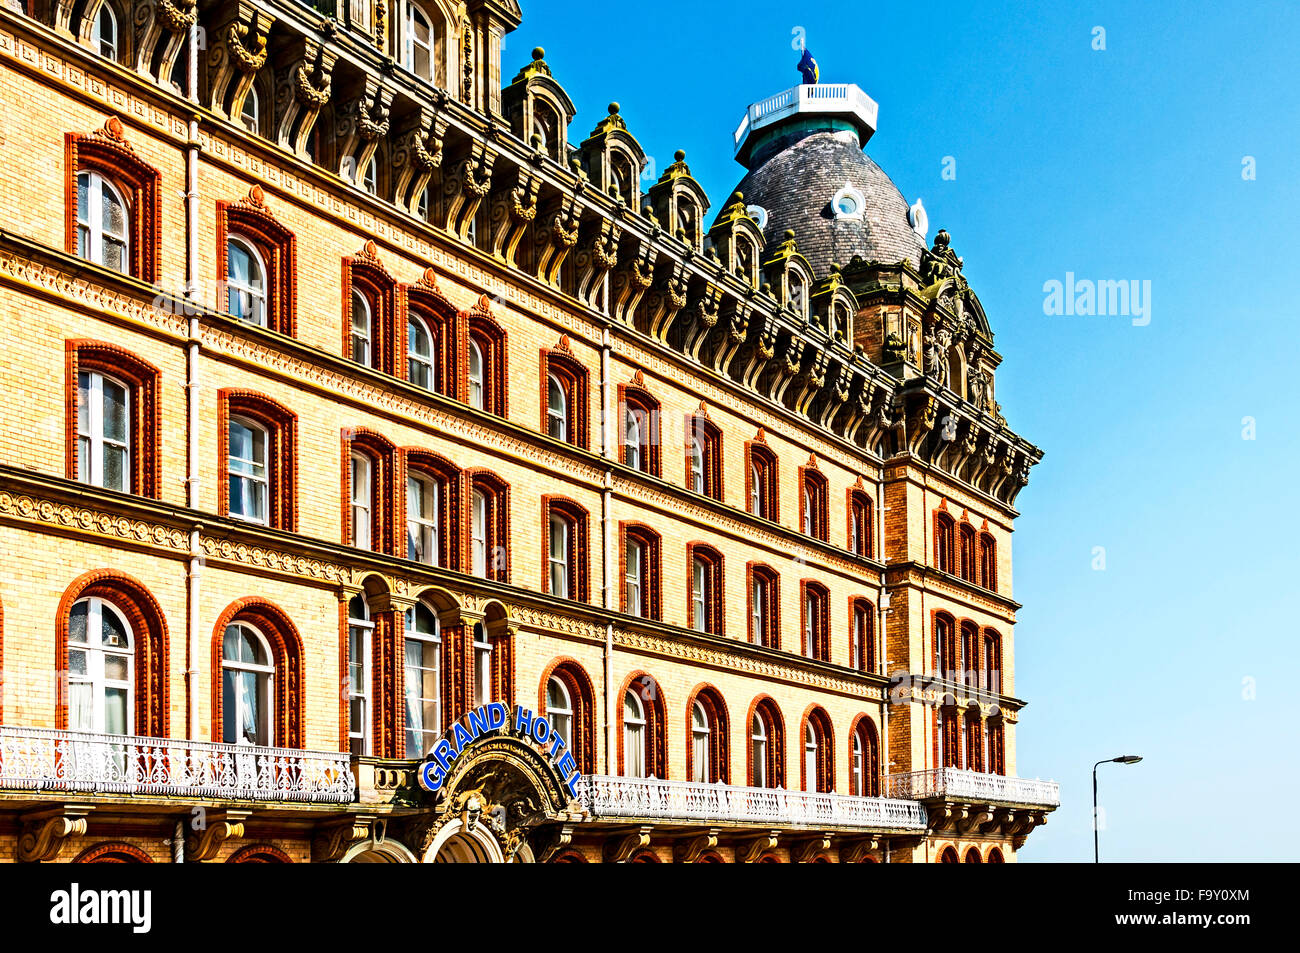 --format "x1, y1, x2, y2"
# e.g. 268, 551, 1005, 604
1093, 755, 1142, 862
